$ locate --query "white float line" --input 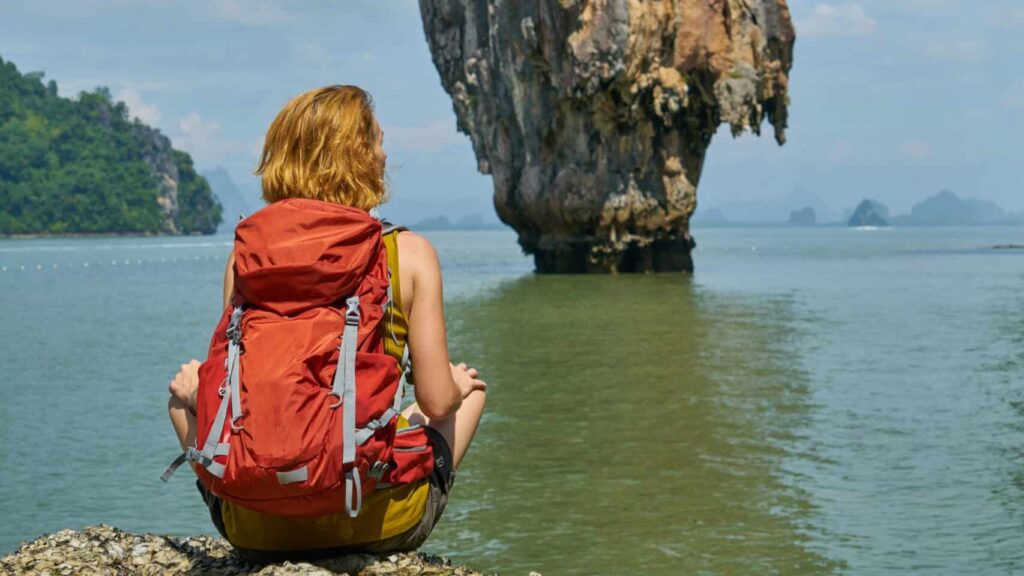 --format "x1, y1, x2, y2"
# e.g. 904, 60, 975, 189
1, 254, 219, 272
